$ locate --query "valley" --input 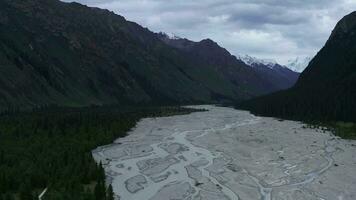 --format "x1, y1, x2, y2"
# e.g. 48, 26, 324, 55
93, 106, 356, 200
0, 0, 355, 199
